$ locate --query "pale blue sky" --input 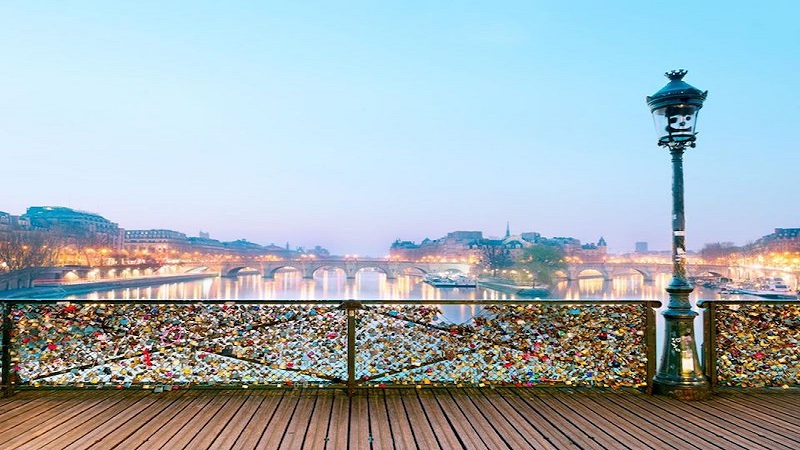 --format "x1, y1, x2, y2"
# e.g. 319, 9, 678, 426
2, 1, 798, 256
